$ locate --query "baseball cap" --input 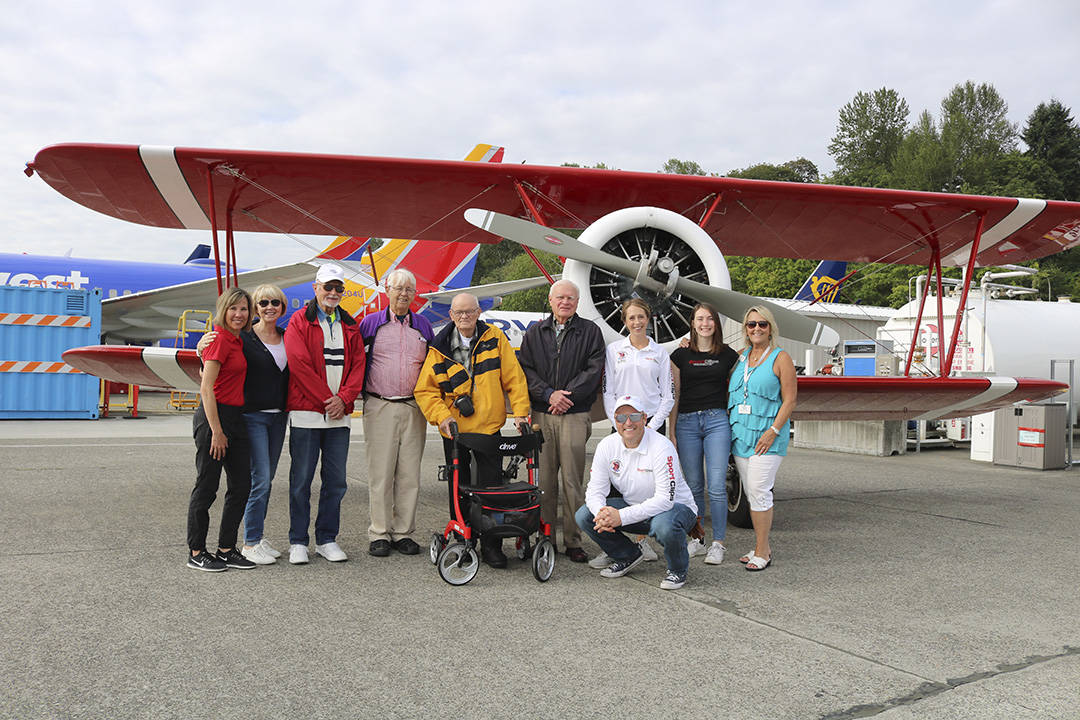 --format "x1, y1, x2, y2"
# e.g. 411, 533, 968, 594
315, 264, 345, 284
